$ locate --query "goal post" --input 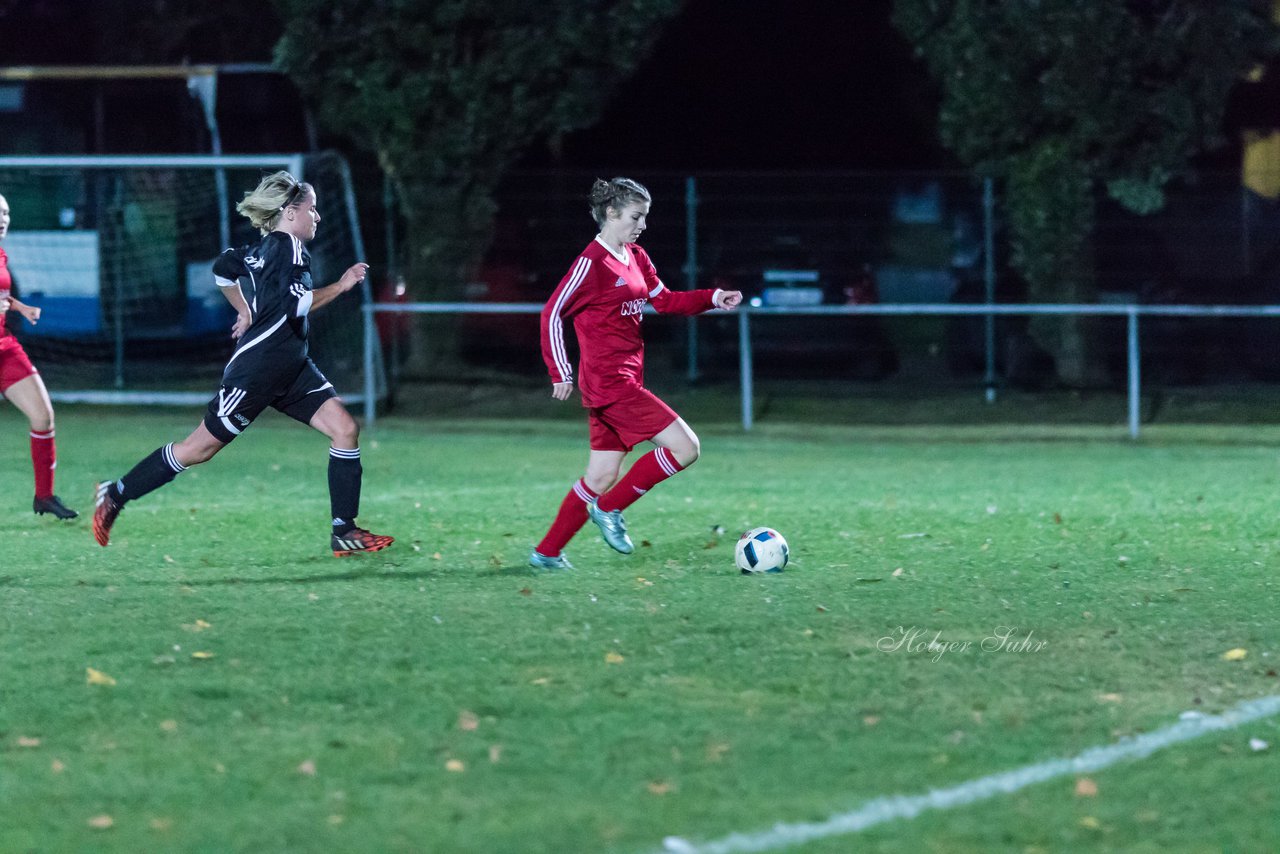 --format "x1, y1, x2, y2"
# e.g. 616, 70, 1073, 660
0, 152, 384, 408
